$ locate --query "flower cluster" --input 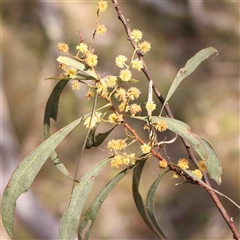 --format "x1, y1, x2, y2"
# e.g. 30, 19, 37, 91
58, 43, 69, 54
97, 0, 108, 12
158, 159, 168, 169
154, 120, 168, 132
65, 67, 77, 79
108, 113, 124, 124
71, 80, 80, 91
141, 143, 151, 154
191, 169, 203, 180
130, 29, 151, 55
177, 158, 190, 169
107, 139, 137, 168
115, 30, 151, 84
96, 24, 107, 35
83, 112, 102, 129
55, 4, 157, 172
198, 160, 207, 172
57, 1, 110, 91
173, 158, 204, 180
173, 158, 190, 178
146, 101, 156, 115
111, 153, 136, 168
107, 139, 127, 152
